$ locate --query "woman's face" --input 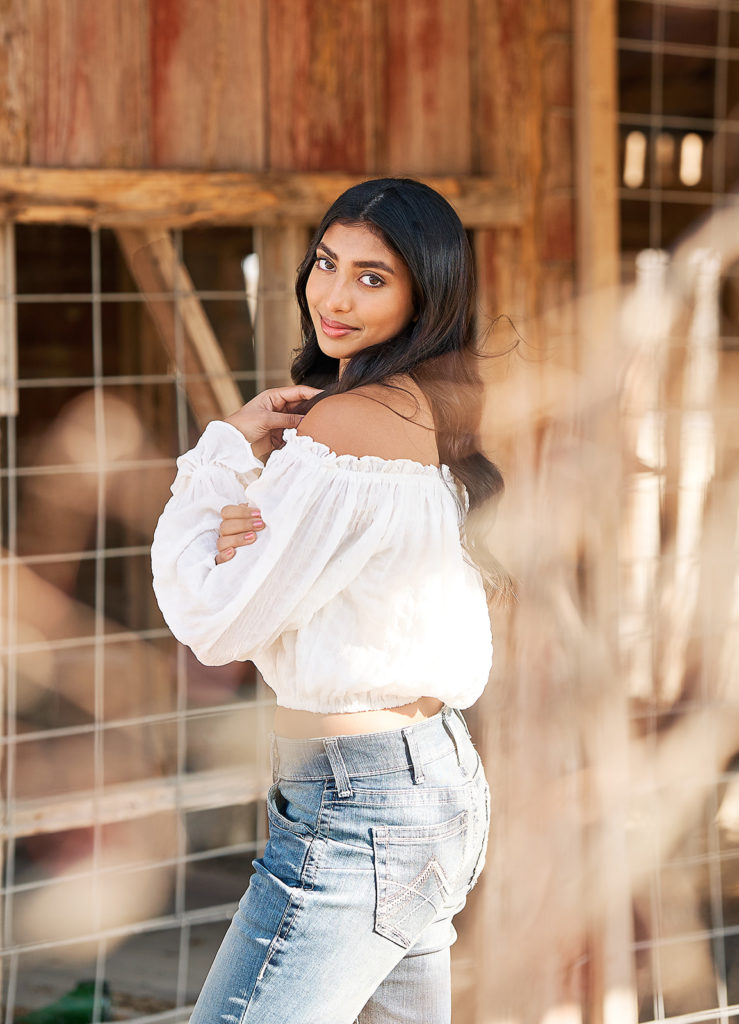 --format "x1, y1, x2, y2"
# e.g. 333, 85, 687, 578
305, 222, 415, 377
